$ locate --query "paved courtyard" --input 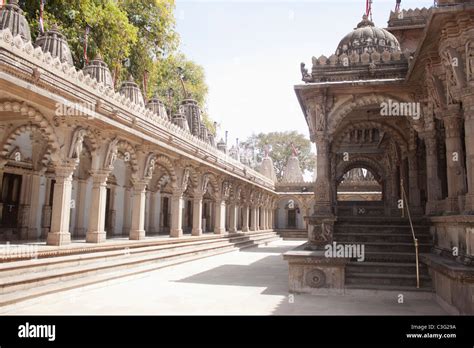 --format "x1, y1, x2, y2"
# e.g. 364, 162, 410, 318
4, 240, 446, 315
